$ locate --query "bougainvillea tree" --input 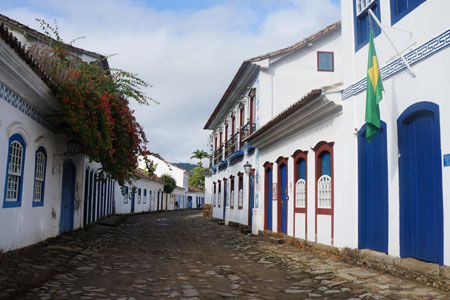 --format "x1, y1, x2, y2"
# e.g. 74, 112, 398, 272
30, 19, 156, 184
